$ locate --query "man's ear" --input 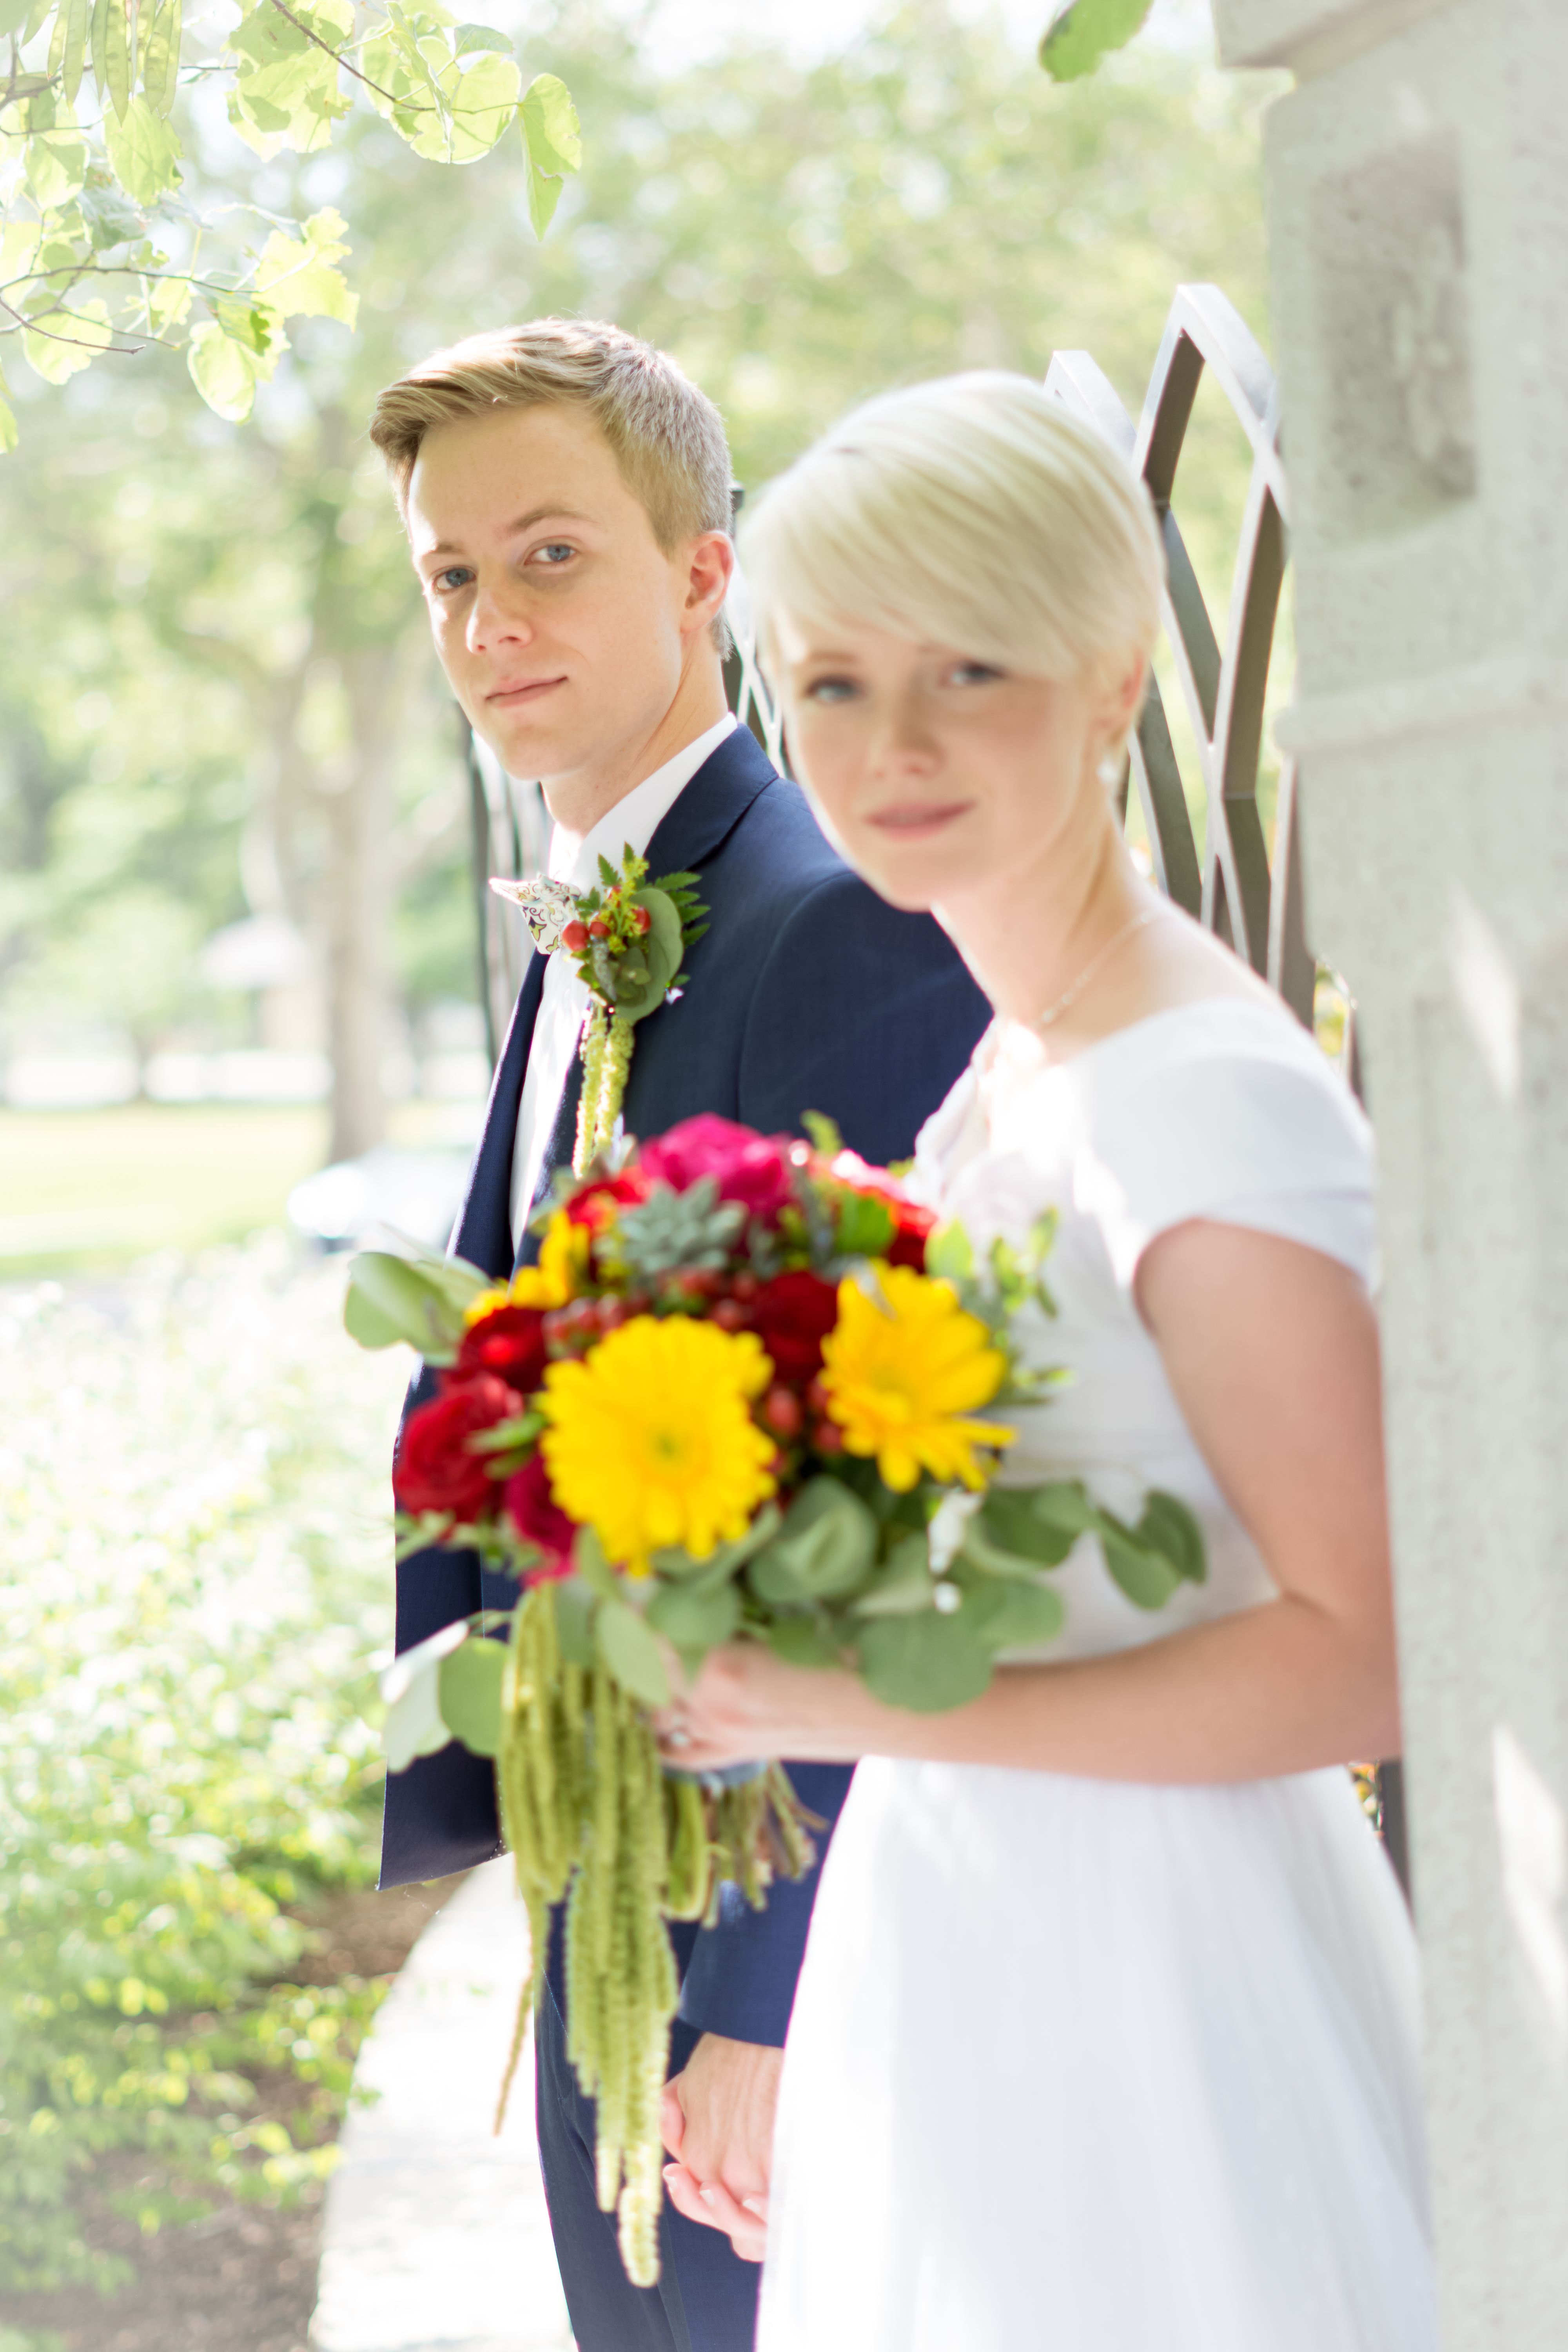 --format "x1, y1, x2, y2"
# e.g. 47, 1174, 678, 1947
682, 531, 736, 640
